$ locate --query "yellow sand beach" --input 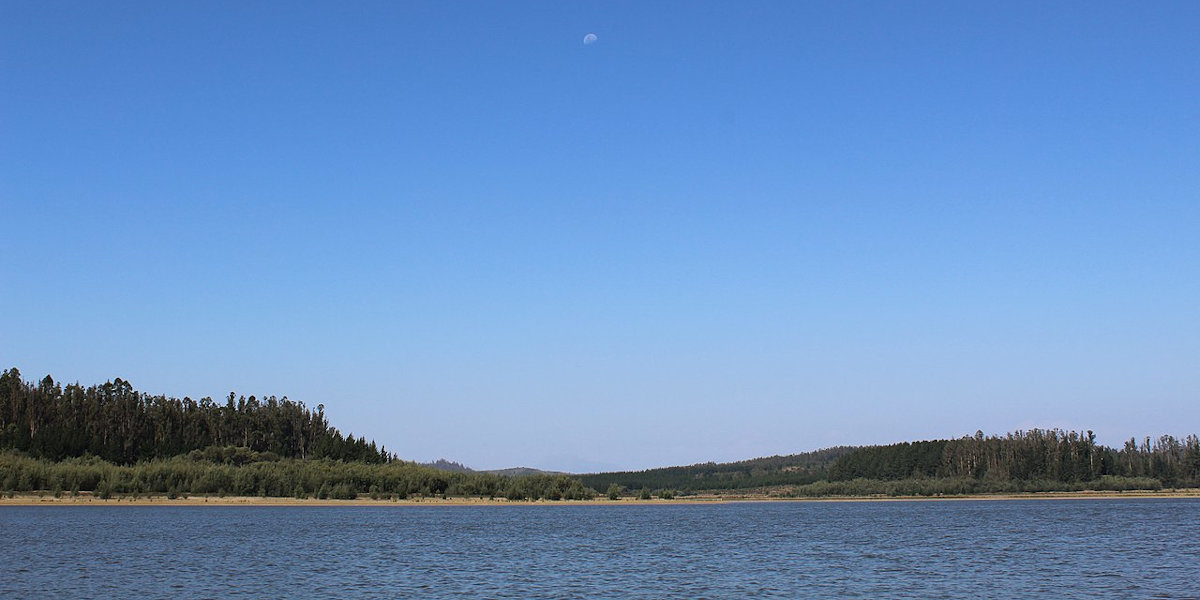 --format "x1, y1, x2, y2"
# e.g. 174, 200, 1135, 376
2, 489, 1198, 507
